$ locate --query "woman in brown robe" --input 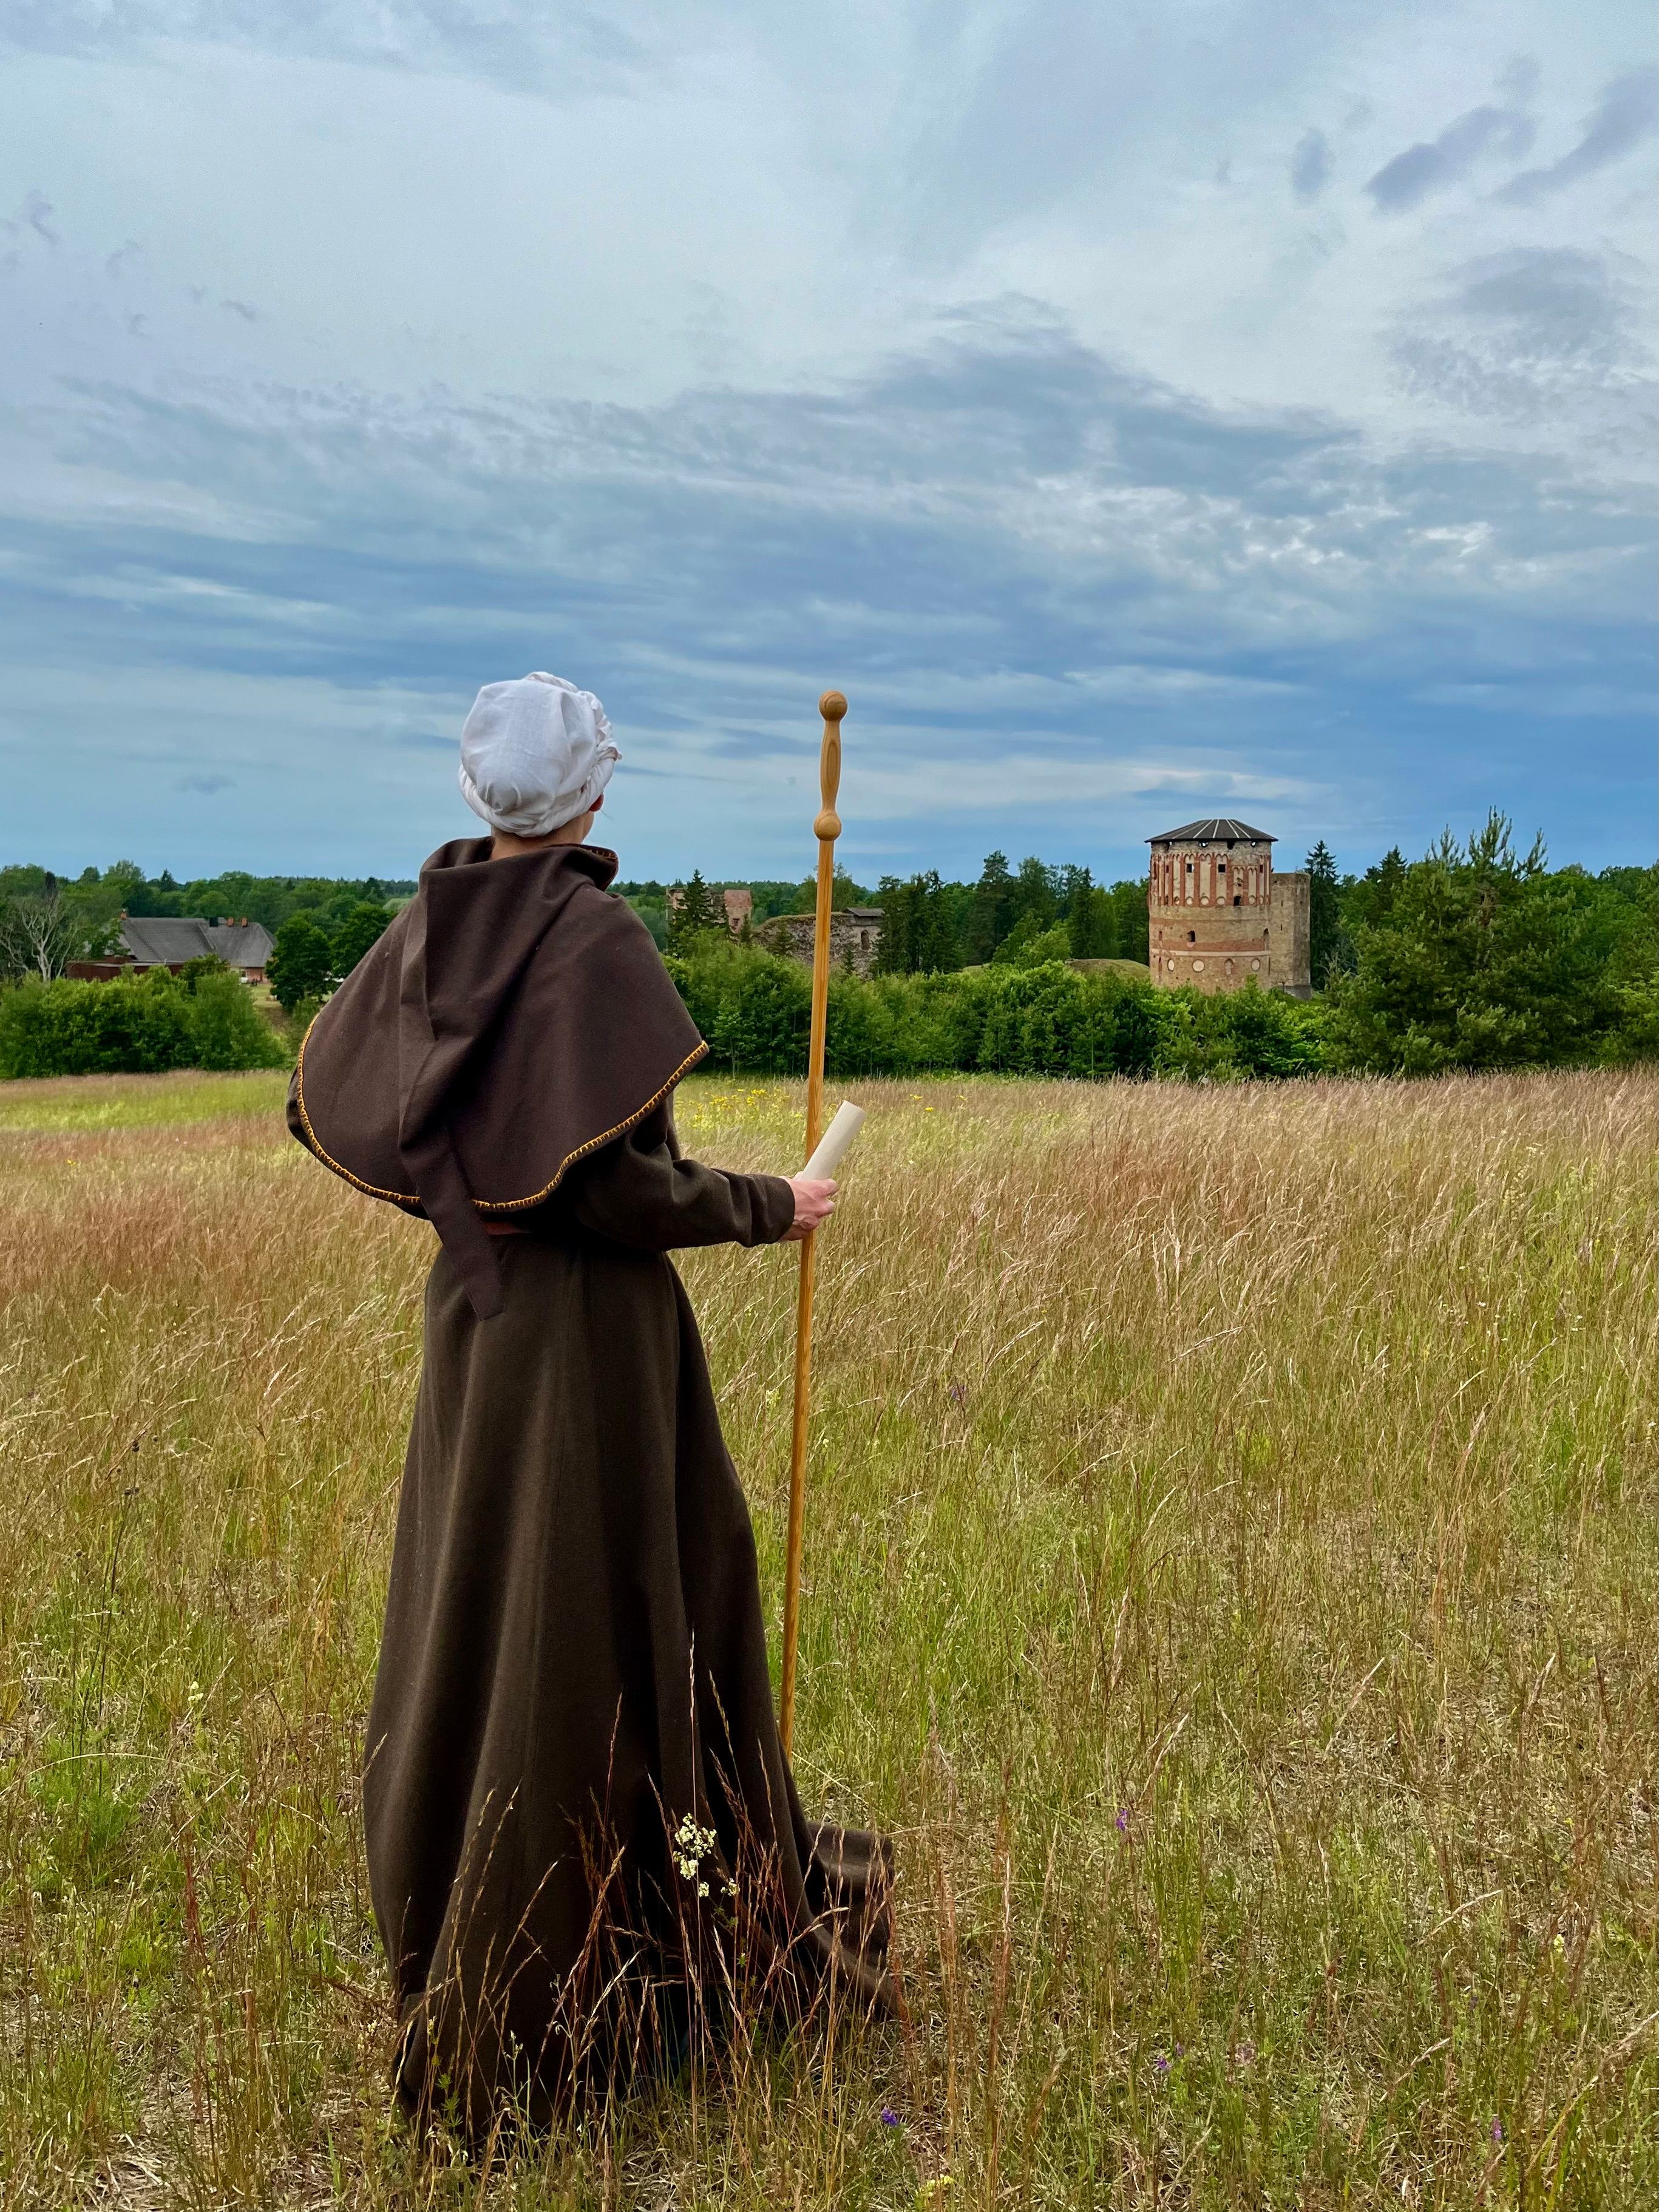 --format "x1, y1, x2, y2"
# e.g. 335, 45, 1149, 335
287, 679, 891, 2131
